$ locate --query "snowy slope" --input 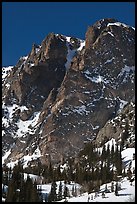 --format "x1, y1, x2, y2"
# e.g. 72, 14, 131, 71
57, 177, 135, 202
